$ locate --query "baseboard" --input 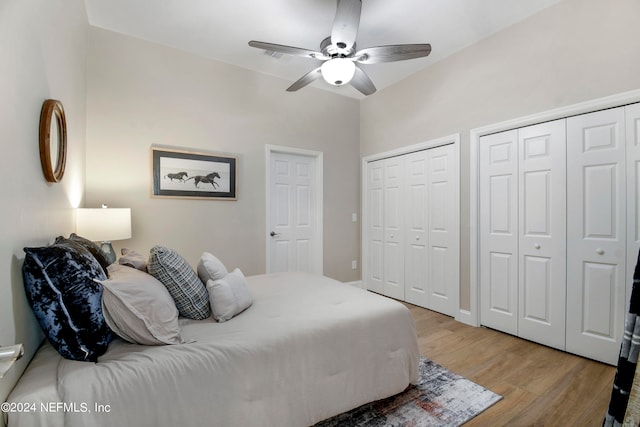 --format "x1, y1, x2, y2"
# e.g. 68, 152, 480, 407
455, 309, 479, 327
